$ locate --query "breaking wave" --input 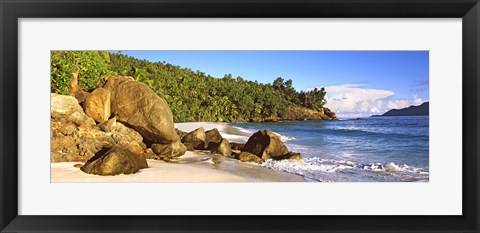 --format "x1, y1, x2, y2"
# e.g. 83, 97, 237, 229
274, 132, 297, 142
260, 157, 429, 182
